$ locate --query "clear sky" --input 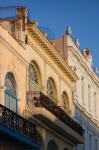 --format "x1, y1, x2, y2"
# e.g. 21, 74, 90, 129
1, 0, 99, 69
